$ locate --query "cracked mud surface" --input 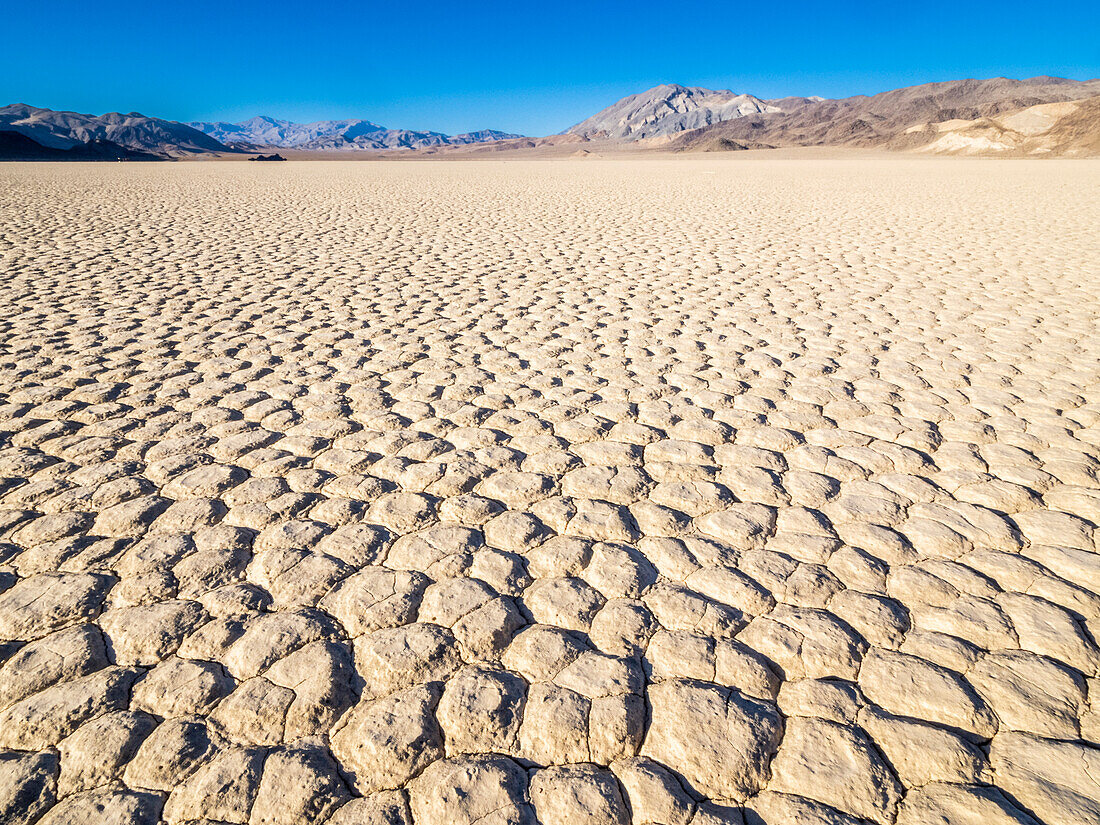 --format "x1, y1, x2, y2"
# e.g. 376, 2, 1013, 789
0, 158, 1098, 824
